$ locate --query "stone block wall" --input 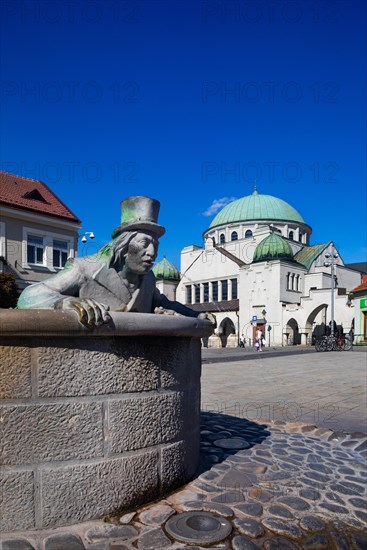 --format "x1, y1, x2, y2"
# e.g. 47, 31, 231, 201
0, 311, 211, 532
